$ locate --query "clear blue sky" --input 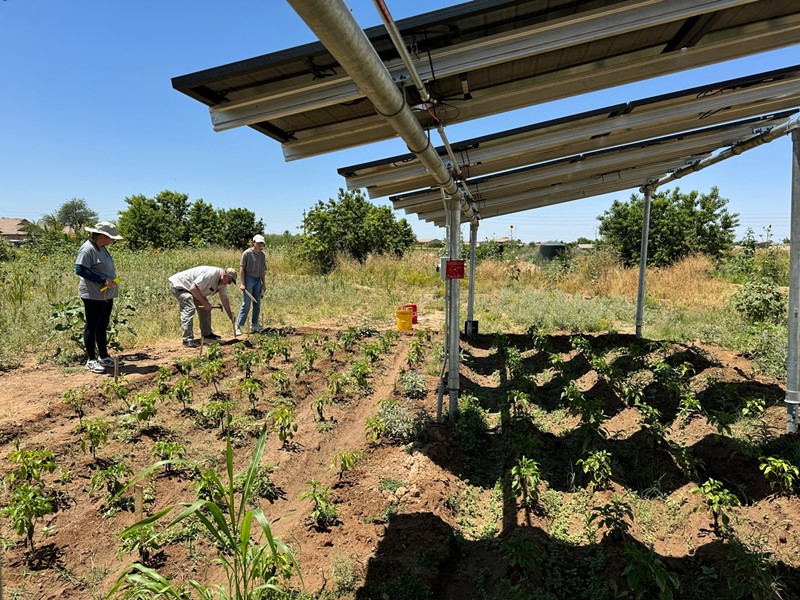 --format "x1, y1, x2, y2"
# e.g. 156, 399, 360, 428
1, 0, 798, 243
